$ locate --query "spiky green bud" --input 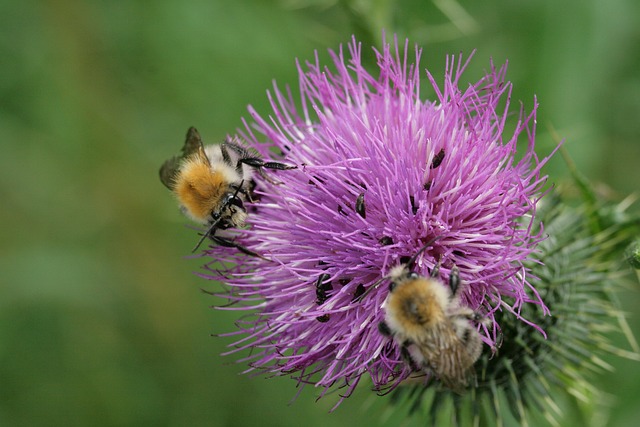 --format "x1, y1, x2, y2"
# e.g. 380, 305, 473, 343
625, 240, 640, 270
